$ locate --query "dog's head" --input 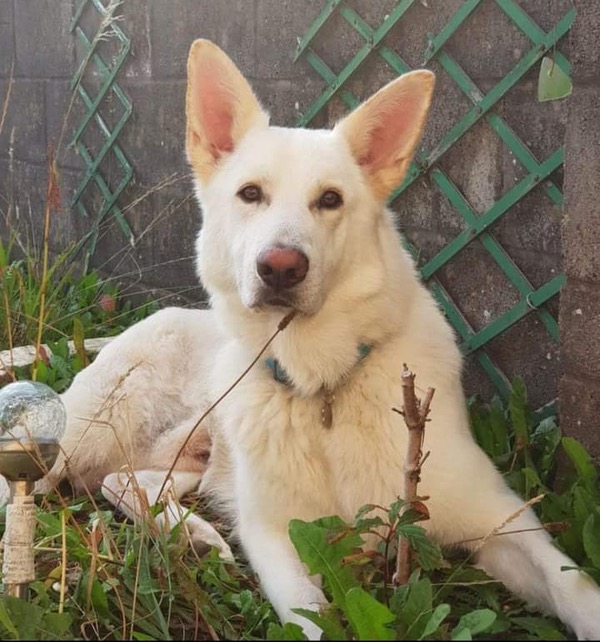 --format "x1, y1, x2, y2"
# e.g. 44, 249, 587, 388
186, 40, 434, 317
